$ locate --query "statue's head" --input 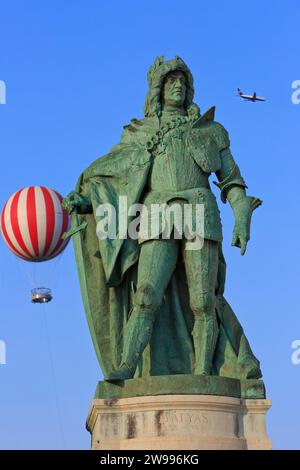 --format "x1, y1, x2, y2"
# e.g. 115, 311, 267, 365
143, 56, 200, 118
162, 70, 187, 108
